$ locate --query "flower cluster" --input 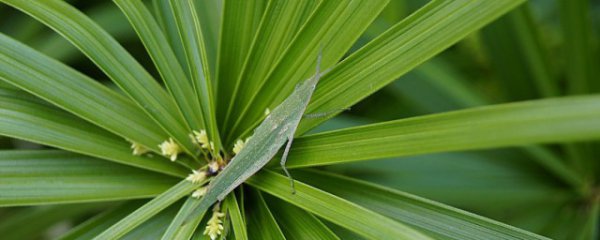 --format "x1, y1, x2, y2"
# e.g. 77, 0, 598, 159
158, 138, 181, 161
129, 141, 149, 156
191, 129, 214, 150
204, 208, 225, 240
232, 137, 252, 155
130, 127, 230, 238
186, 169, 210, 199
185, 170, 207, 184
